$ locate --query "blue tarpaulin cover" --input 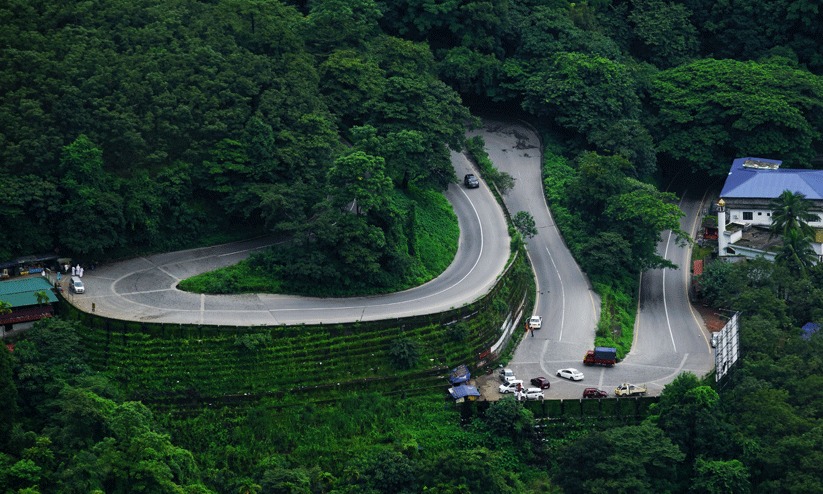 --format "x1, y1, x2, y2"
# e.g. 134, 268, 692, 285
448, 364, 471, 384
802, 322, 820, 340
448, 385, 480, 400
